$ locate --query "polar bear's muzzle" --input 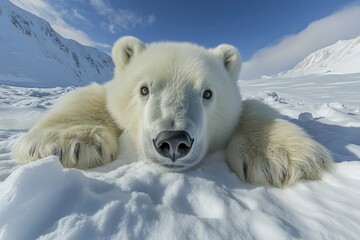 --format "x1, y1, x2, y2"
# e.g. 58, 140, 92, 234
153, 130, 194, 162
141, 88, 206, 171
